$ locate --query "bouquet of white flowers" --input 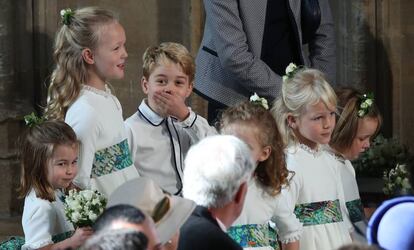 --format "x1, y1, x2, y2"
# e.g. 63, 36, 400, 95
64, 189, 107, 228
383, 164, 412, 196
